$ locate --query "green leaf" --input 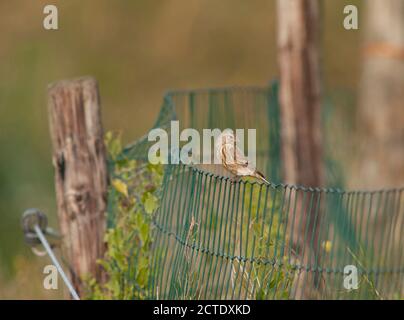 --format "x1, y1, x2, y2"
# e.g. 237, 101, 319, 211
139, 223, 150, 244
136, 267, 148, 287
144, 194, 158, 214
112, 179, 128, 197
